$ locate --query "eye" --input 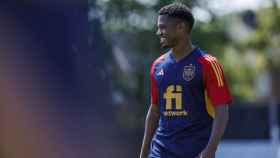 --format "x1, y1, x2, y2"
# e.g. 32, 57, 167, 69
158, 24, 166, 30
